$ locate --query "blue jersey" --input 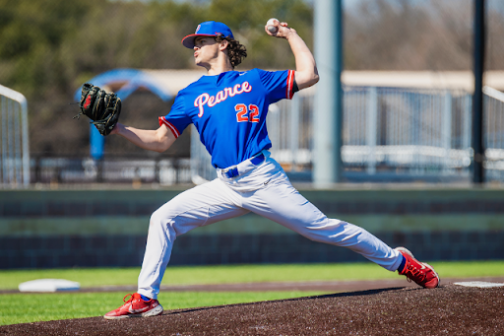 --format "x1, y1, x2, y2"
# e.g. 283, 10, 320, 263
159, 68, 295, 168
